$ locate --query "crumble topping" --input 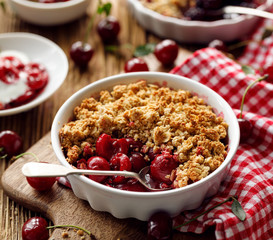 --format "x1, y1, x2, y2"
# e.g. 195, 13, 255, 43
59, 80, 228, 188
